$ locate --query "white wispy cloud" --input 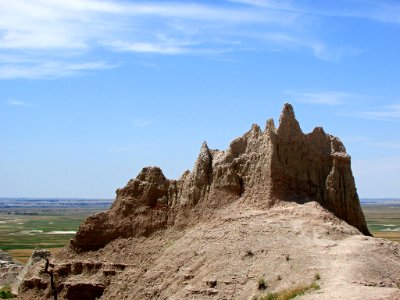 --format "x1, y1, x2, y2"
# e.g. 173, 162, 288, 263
0, 0, 299, 79
358, 103, 400, 122
0, 61, 115, 79
133, 119, 153, 128
228, 0, 292, 9
285, 90, 359, 105
305, 1, 400, 25
0, 0, 398, 79
264, 32, 324, 57
109, 41, 188, 55
262, 32, 362, 61
229, 0, 400, 25
0, 0, 291, 51
8, 100, 38, 107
